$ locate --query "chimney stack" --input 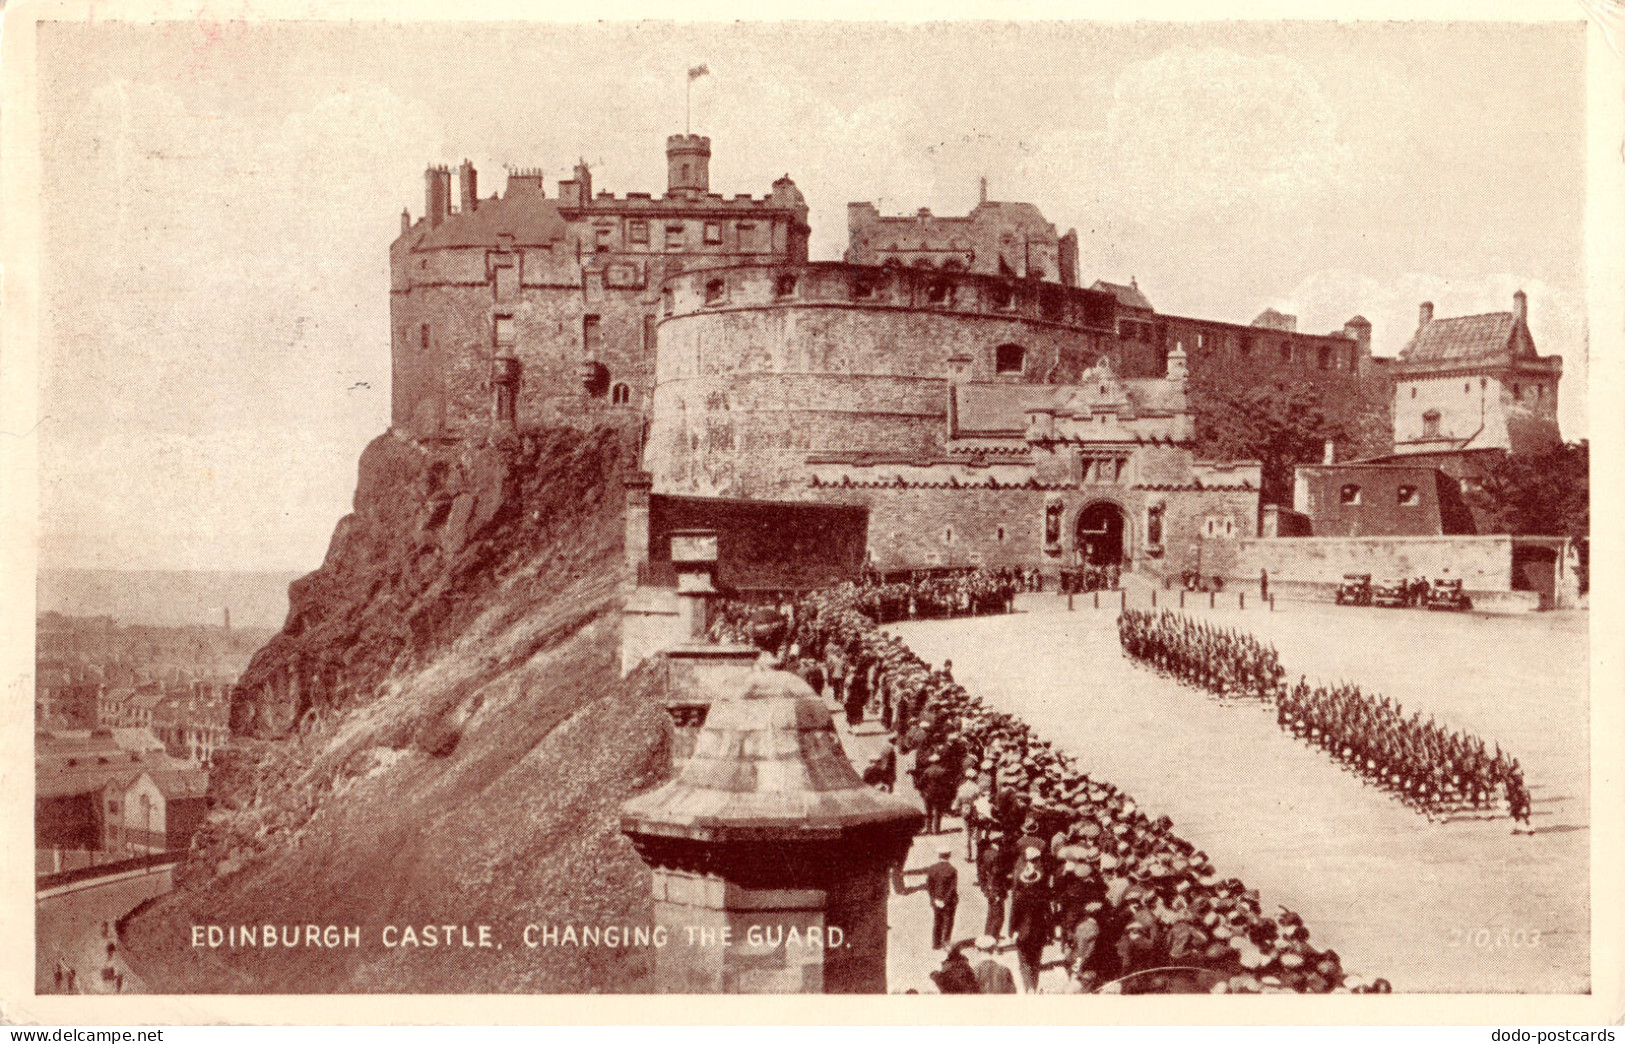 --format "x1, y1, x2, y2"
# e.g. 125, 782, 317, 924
424, 165, 451, 228
1513, 288, 1528, 324
979, 176, 988, 204
1419, 301, 1434, 327
400, 208, 410, 236
459, 159, 478, 214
